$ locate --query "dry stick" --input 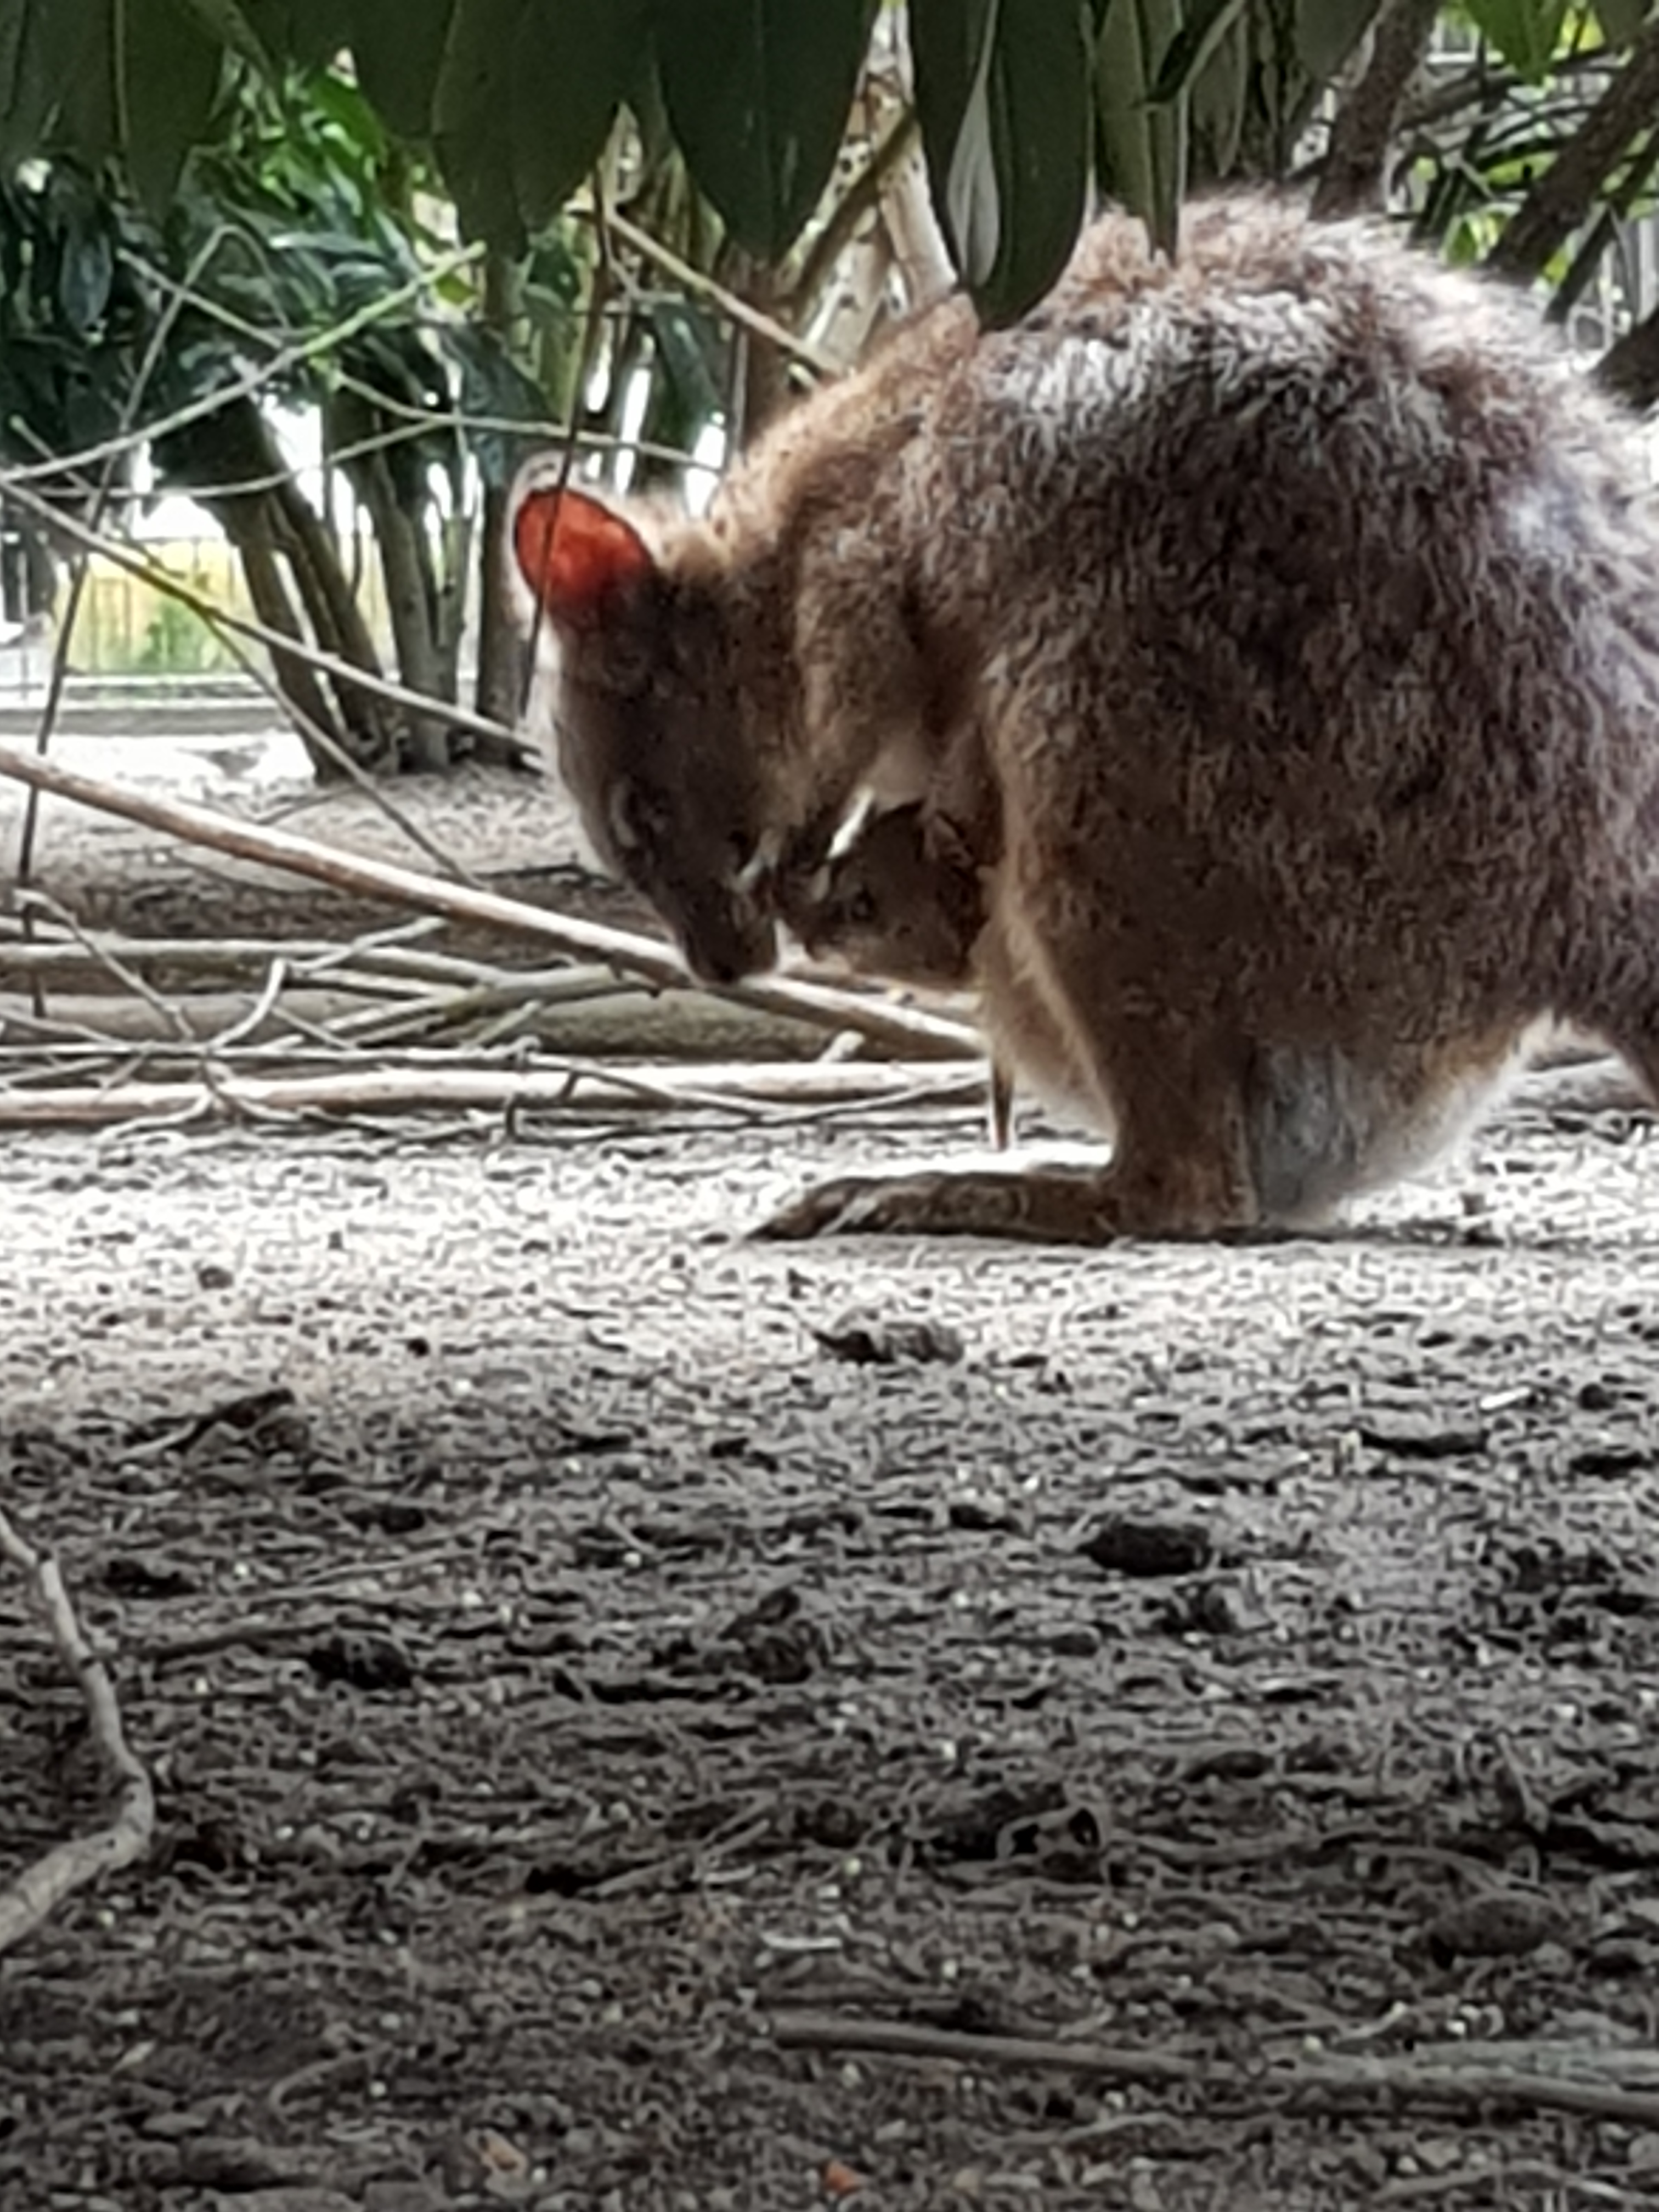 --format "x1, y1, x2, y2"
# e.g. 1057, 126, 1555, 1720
769, 2013, 1659, 2131
0, 1504, 156, 1954
0, 935, 643, 997
0, 741, 980, 1060
13, 889, 197, 1045
596, 205, 843, 380
194, 602, 488, 888
0, 1060, 988, 1128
